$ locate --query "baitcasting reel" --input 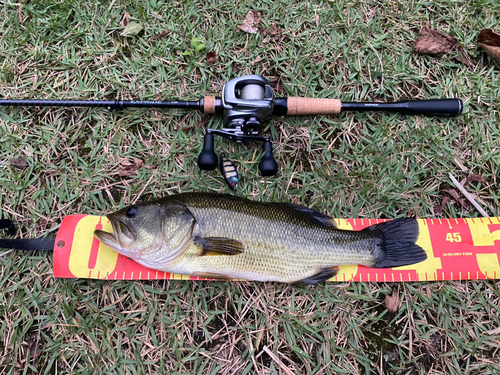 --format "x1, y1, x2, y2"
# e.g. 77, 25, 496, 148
197, 75, 278, 176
